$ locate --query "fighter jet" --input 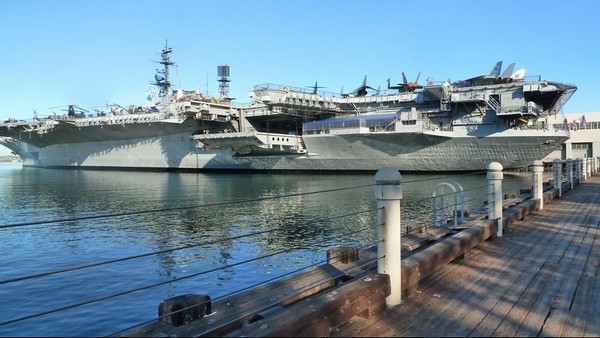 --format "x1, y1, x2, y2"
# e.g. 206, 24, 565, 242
387, 72, 423, 92
454, 61, 525, 87
341, 76, 375, 97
